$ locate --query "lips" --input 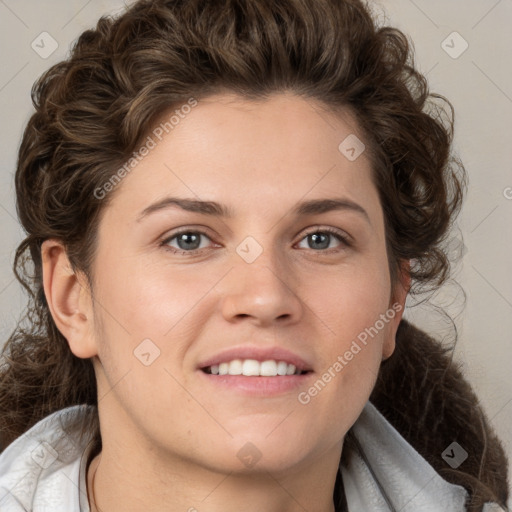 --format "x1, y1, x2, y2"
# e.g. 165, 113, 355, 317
197, 346, 314, 396
197, 346, 314, 375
